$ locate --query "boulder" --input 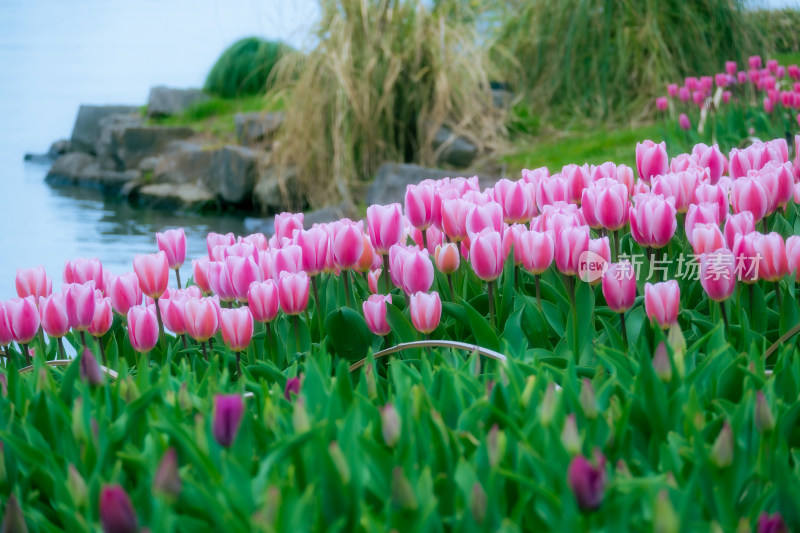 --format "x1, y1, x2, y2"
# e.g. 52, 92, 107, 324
147, 86, 209, 118
254, 158, 301, 212
367, 163, 455, 206
45, 152, 139, 193
106, 125, 194, 170
94, 114, 145, 170
153, 142, 214, 184
491, 89, 513, 109
130, 182, 216, 210
235, 112, 284, 146
70, 105, 140, 153
432, 126, 479, 168
209, 146, 260, 205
